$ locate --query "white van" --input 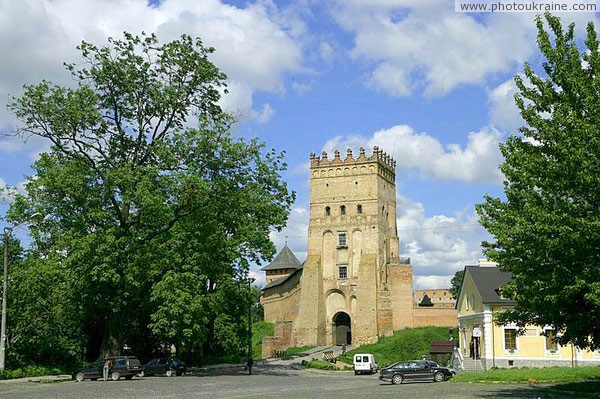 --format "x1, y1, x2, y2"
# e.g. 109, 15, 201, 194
353, 353, 378, 375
